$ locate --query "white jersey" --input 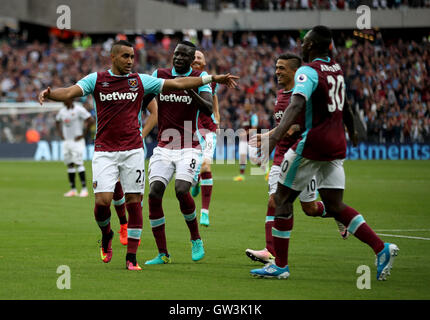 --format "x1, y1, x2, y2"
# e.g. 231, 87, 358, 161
56, 104, 91, 141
